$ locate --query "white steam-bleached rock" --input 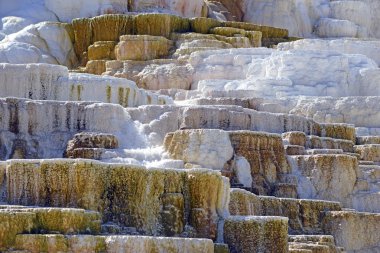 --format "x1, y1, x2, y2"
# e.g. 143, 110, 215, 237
287, 97, 380, 129
314, 18, 359, 38
0, 63, 172, 106
278, 39, 380, 66
190, 48, 380, 97
254, 96, 380, 130
243, 0, 329, 37
0, 22, 77, 68
0, 2, 58, 35
164, 129, 234, 170
0, 98, 141, 159
241, 0, 380, 38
